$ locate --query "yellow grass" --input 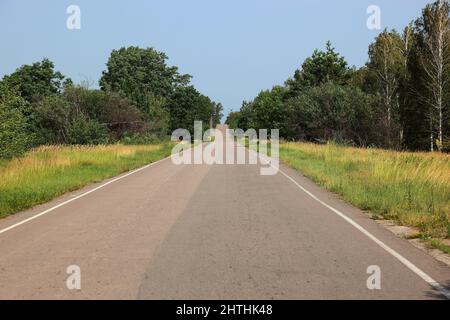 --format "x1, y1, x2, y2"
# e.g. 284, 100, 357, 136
280, 142, 450, 238
0, 143, 173, 217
